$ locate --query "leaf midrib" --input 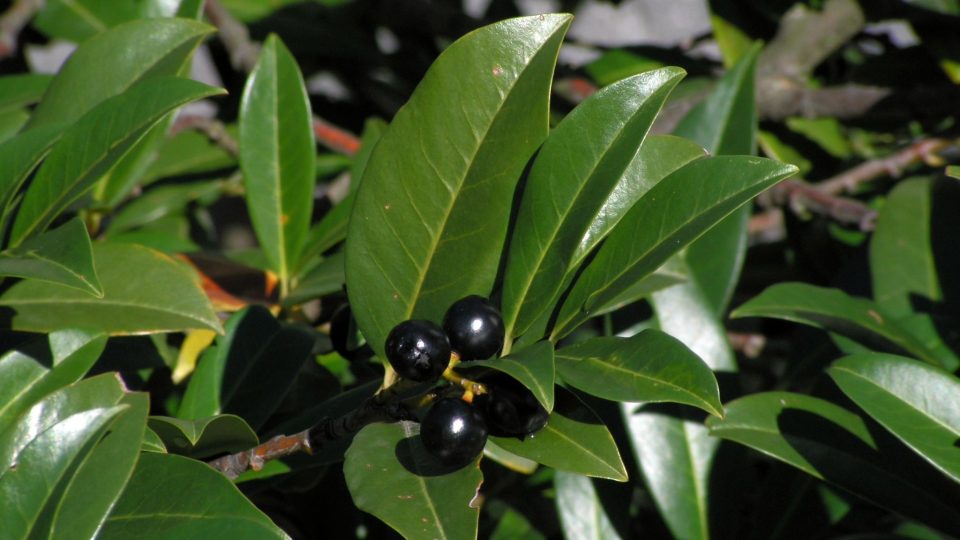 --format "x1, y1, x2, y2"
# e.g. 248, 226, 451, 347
544, 423, 624, 480
0, 297, 216, 329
